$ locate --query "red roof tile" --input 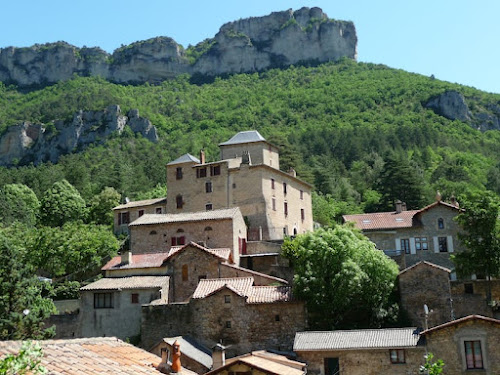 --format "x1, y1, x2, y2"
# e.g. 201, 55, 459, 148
102, 252, 170, 271
421, 315, 500, 335
399, 261, 451, 275
248, 286, 294, 303
343, 210, 418, 230
192, 277, 254, 299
